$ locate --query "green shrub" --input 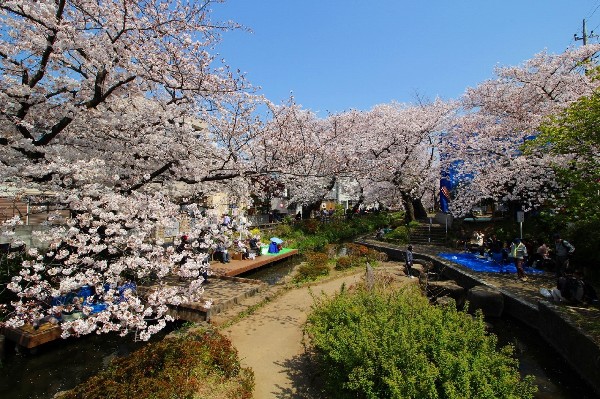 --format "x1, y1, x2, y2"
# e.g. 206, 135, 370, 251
305, 285, 536, 399
296, 235, 329, 253
272, 223, 293, 239
59, 328, 254, 399
385, 226, 409, 242
407, 220, 420, 229
294, 252, 330, 282
300, 219, 320, 234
